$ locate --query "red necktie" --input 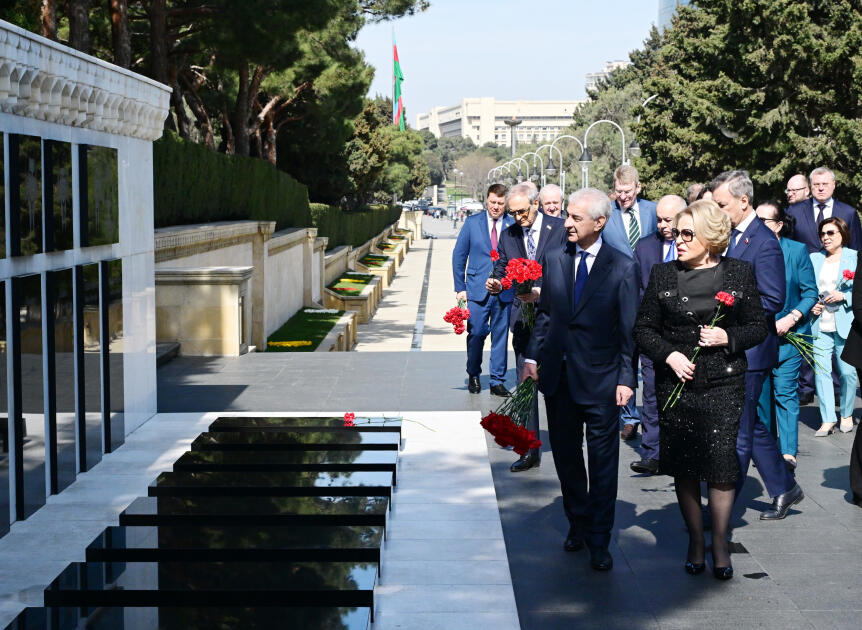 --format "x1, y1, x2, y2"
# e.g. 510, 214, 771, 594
490, 219, 498, 250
